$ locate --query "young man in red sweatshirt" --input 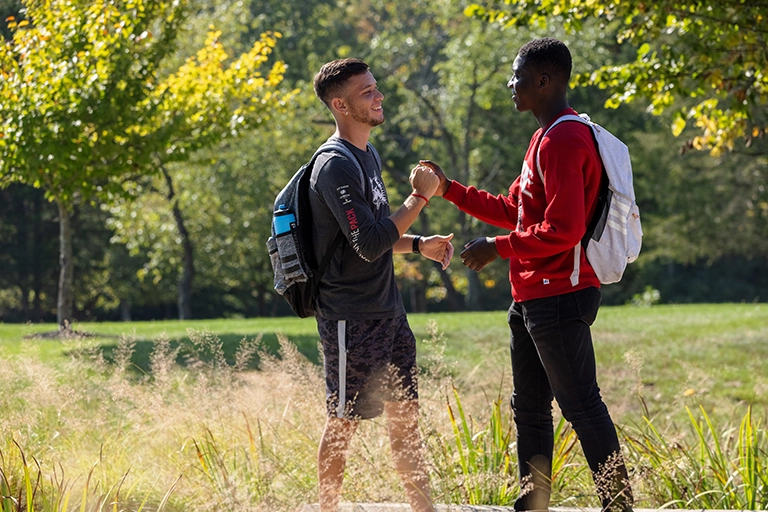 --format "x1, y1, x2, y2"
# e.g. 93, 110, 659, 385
422, 38, 634, 512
